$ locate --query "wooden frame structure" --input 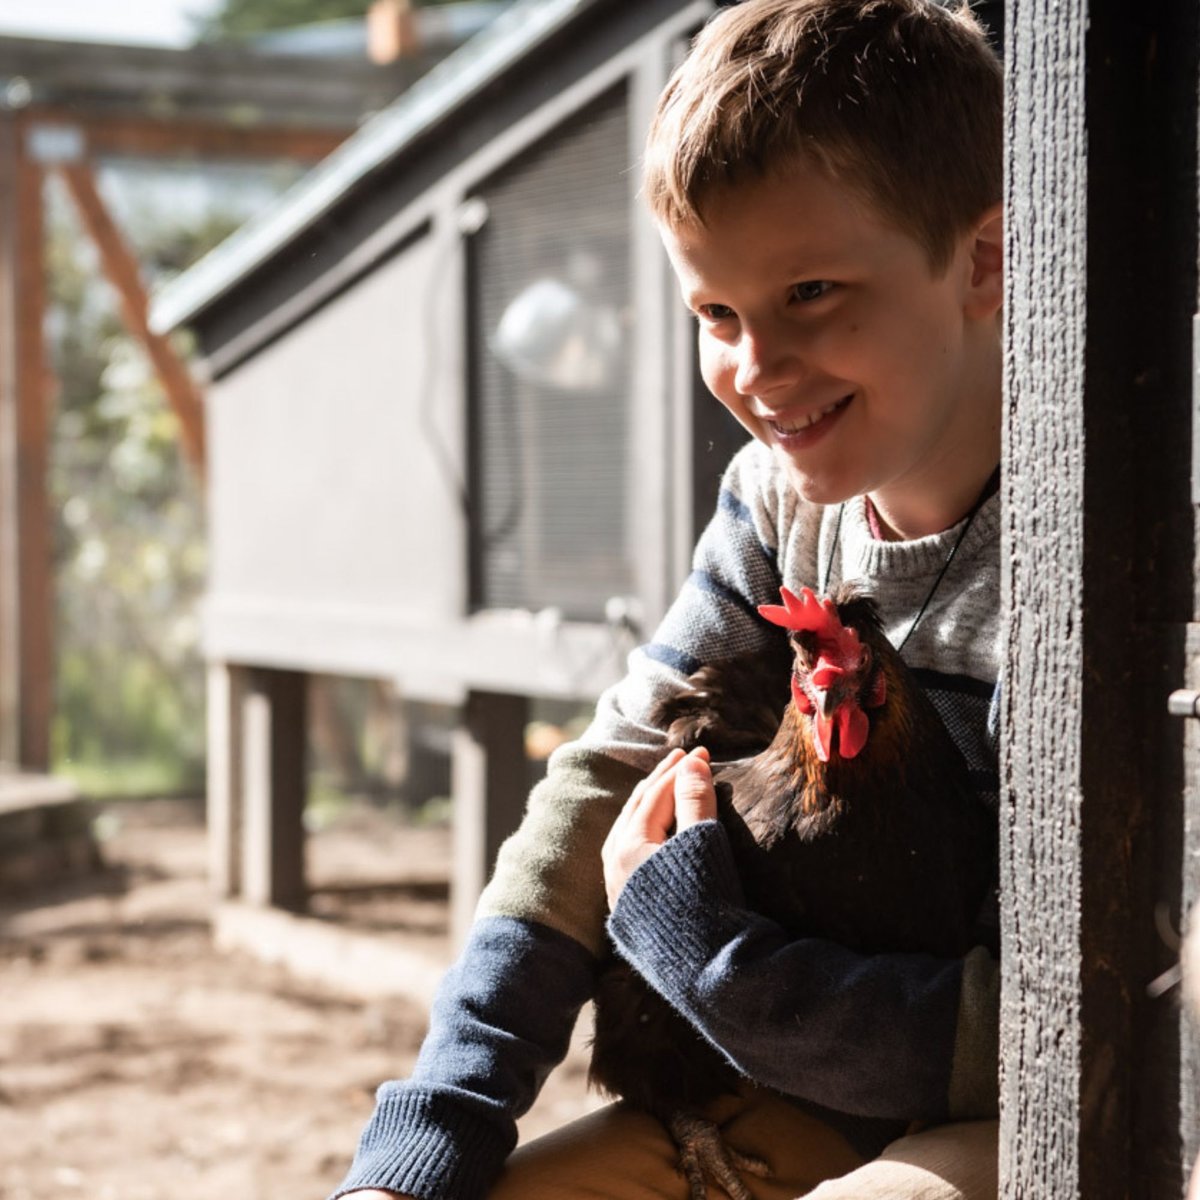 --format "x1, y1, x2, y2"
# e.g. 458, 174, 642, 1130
0, 32, 410, 770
